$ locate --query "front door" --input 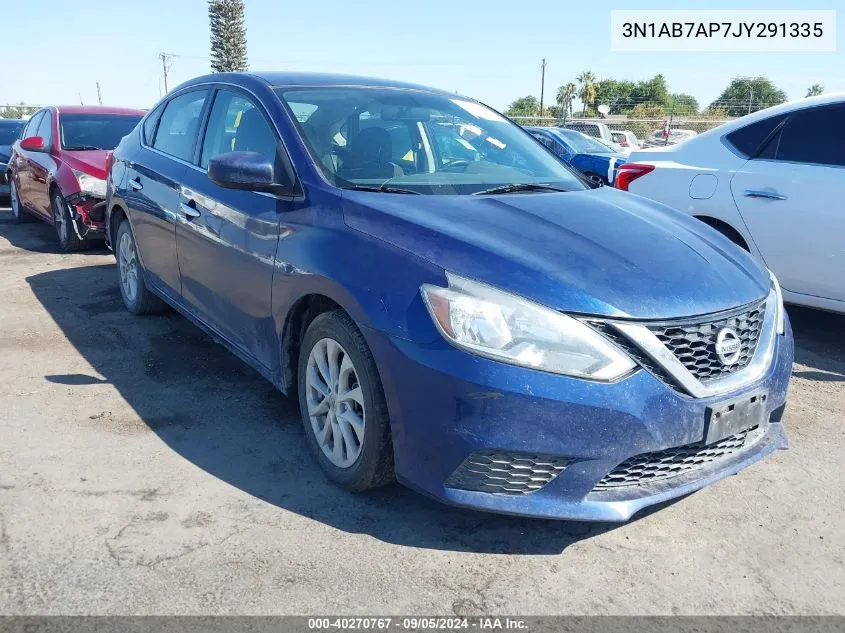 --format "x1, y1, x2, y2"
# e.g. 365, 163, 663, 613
175, 88, 284, 369
731, 103, 845, 302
